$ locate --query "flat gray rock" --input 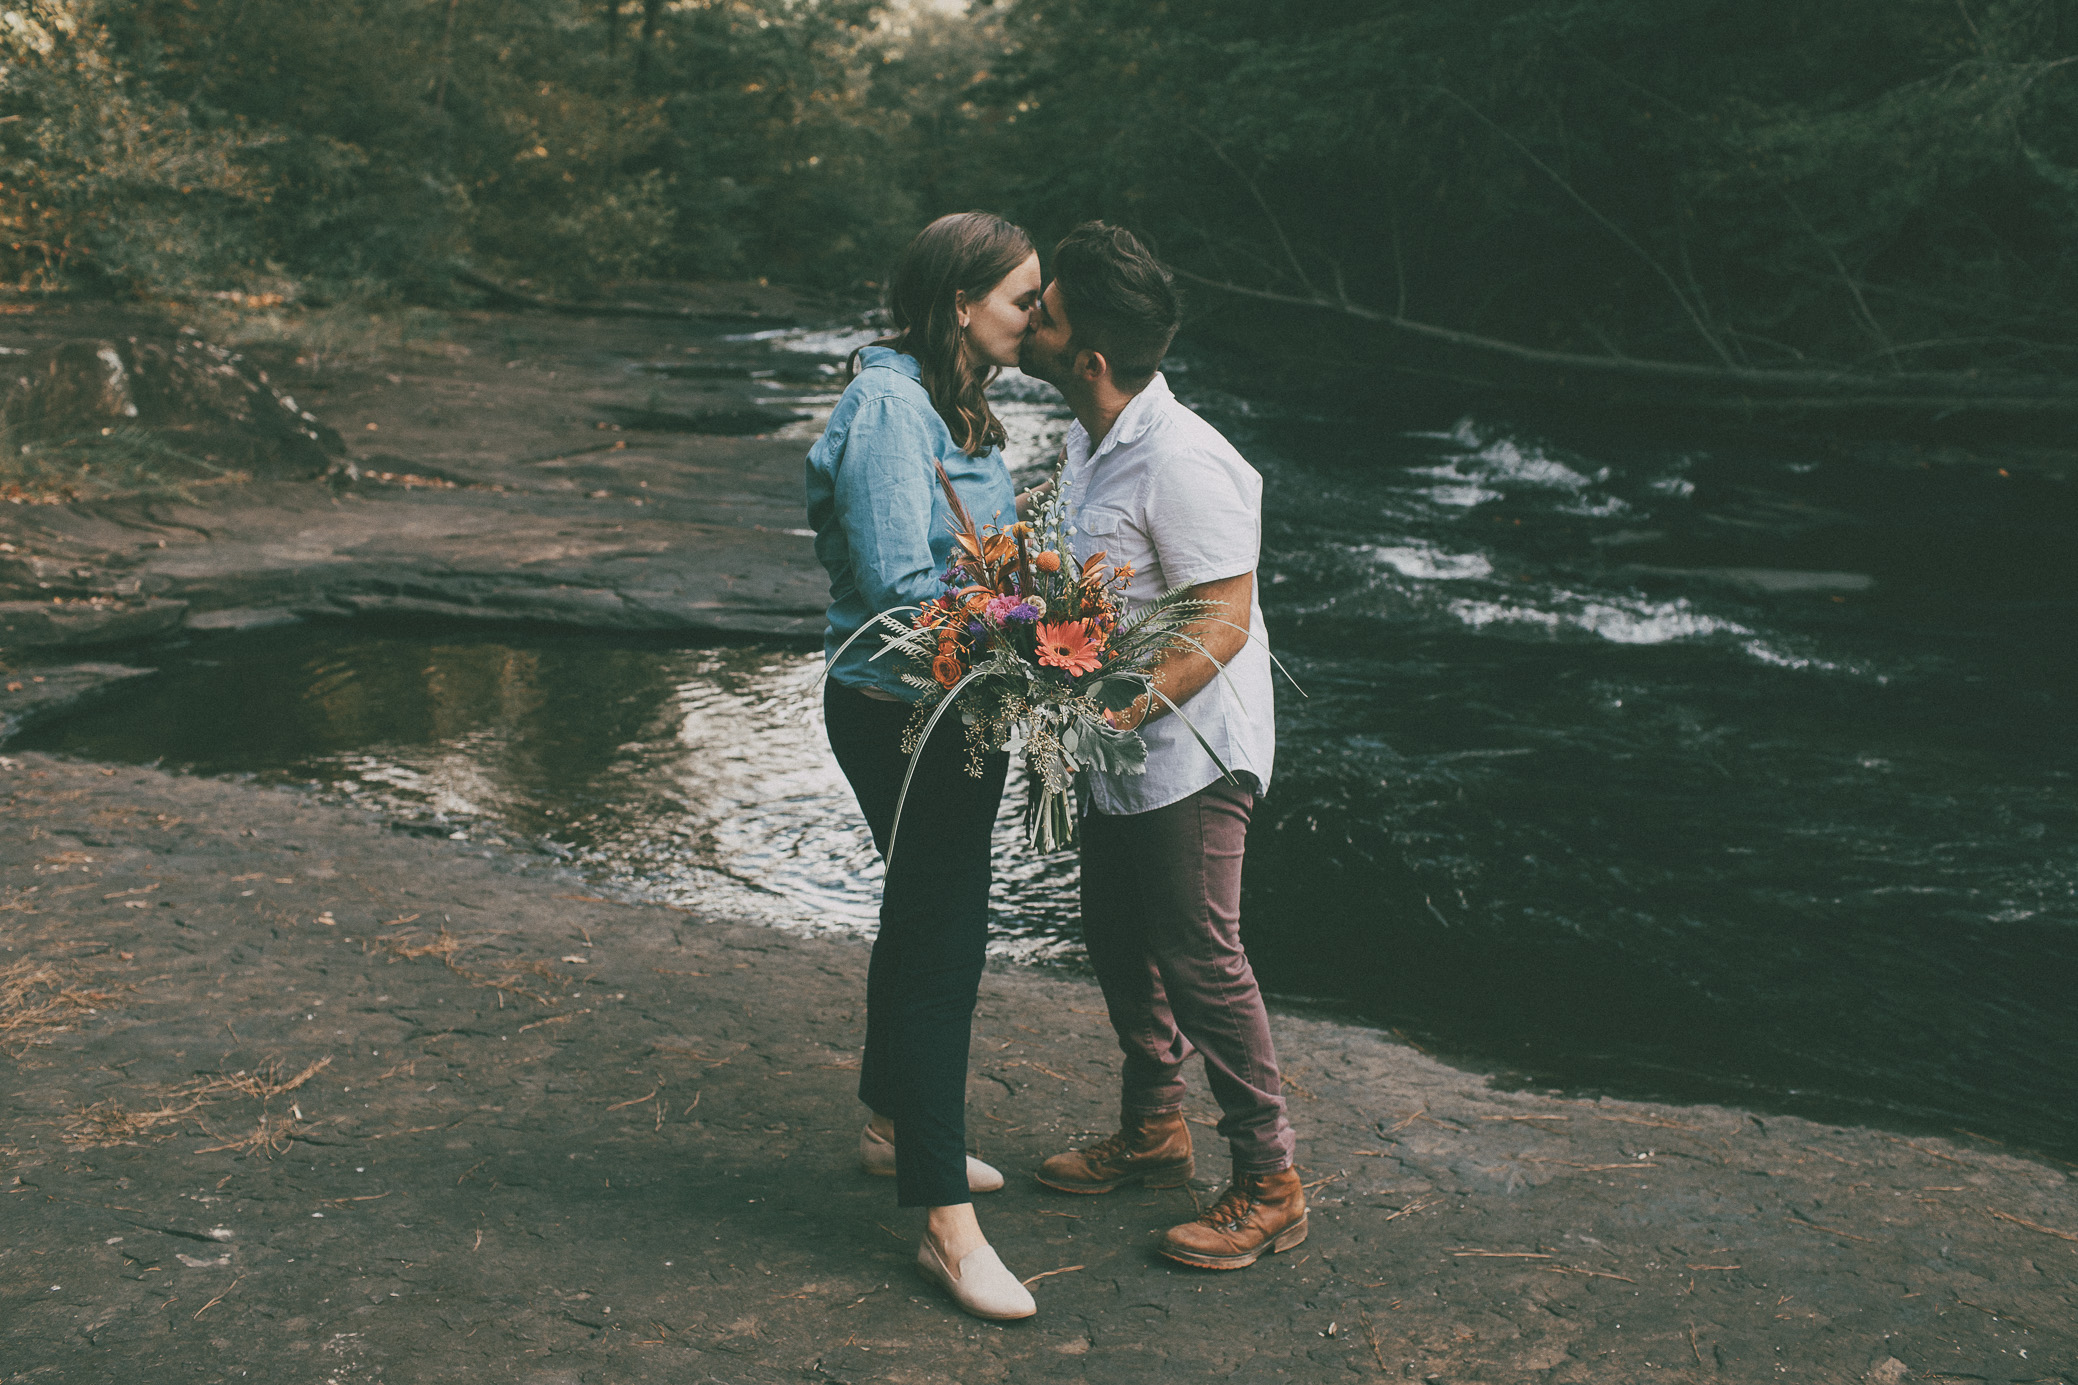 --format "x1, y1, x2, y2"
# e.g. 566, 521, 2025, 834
0, 661, 154, 741
0, 598, 187, 648
0, 304, 834, 641
3, 752, 2073, 1382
